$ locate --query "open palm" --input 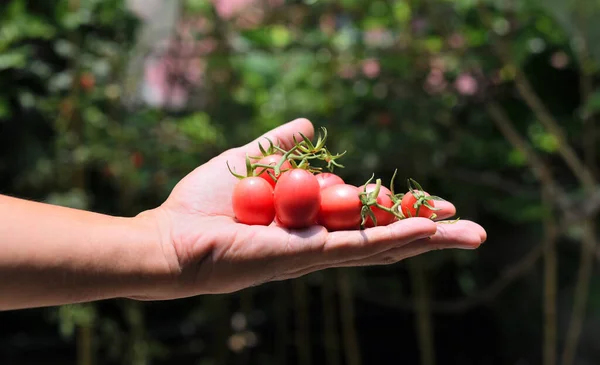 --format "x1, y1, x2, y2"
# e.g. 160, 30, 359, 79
147, 119, 486, 301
